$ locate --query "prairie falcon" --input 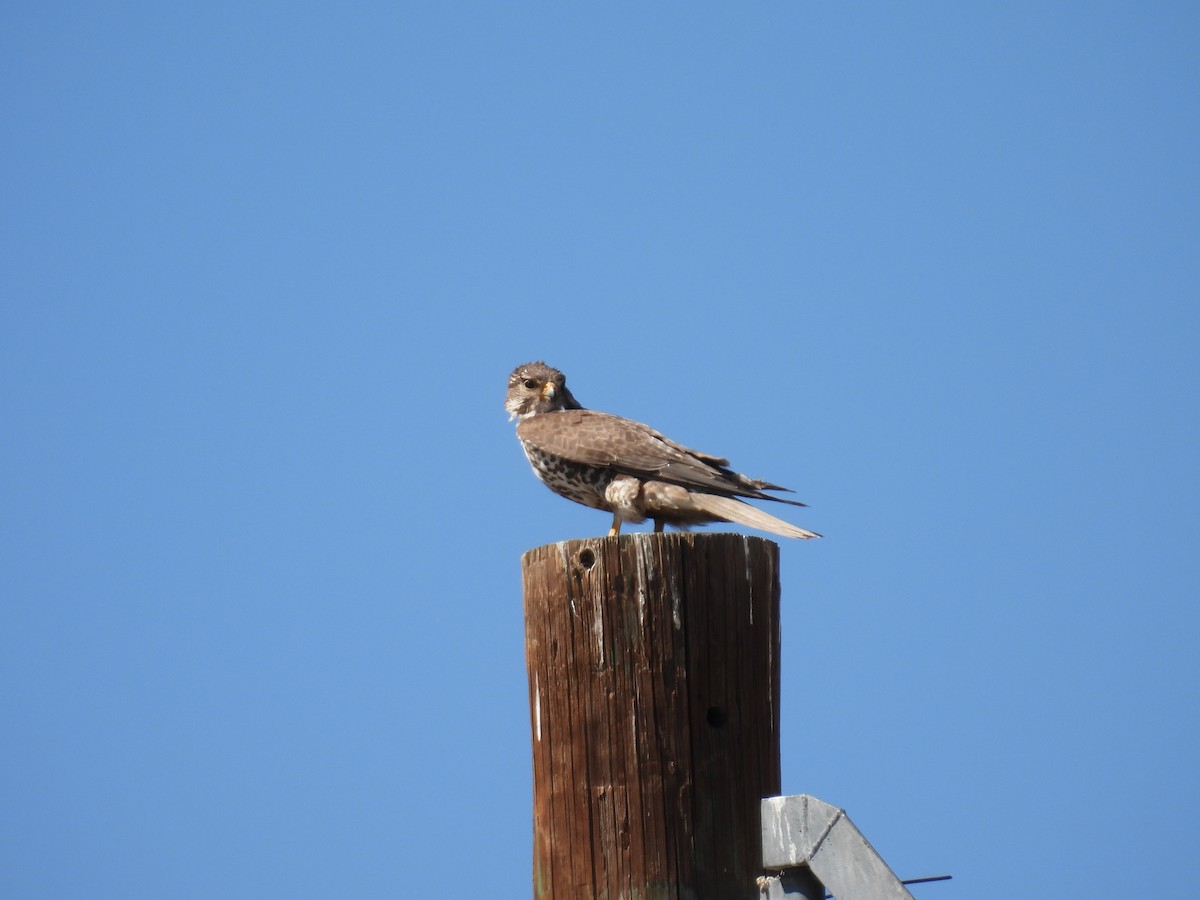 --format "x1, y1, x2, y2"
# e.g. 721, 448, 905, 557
505, 362, 819, 539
